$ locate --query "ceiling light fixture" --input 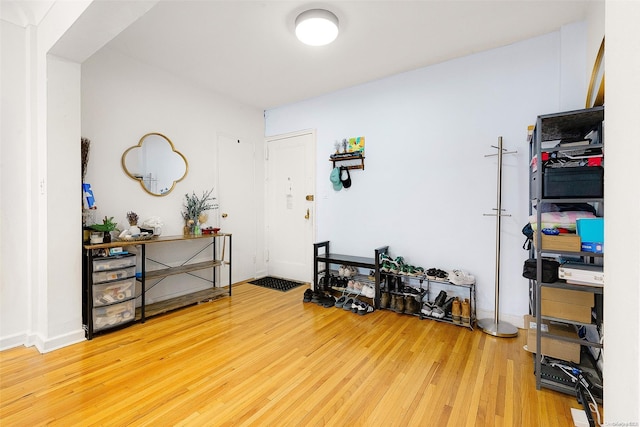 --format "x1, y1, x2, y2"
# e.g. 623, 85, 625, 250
295, 9, 339, 46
